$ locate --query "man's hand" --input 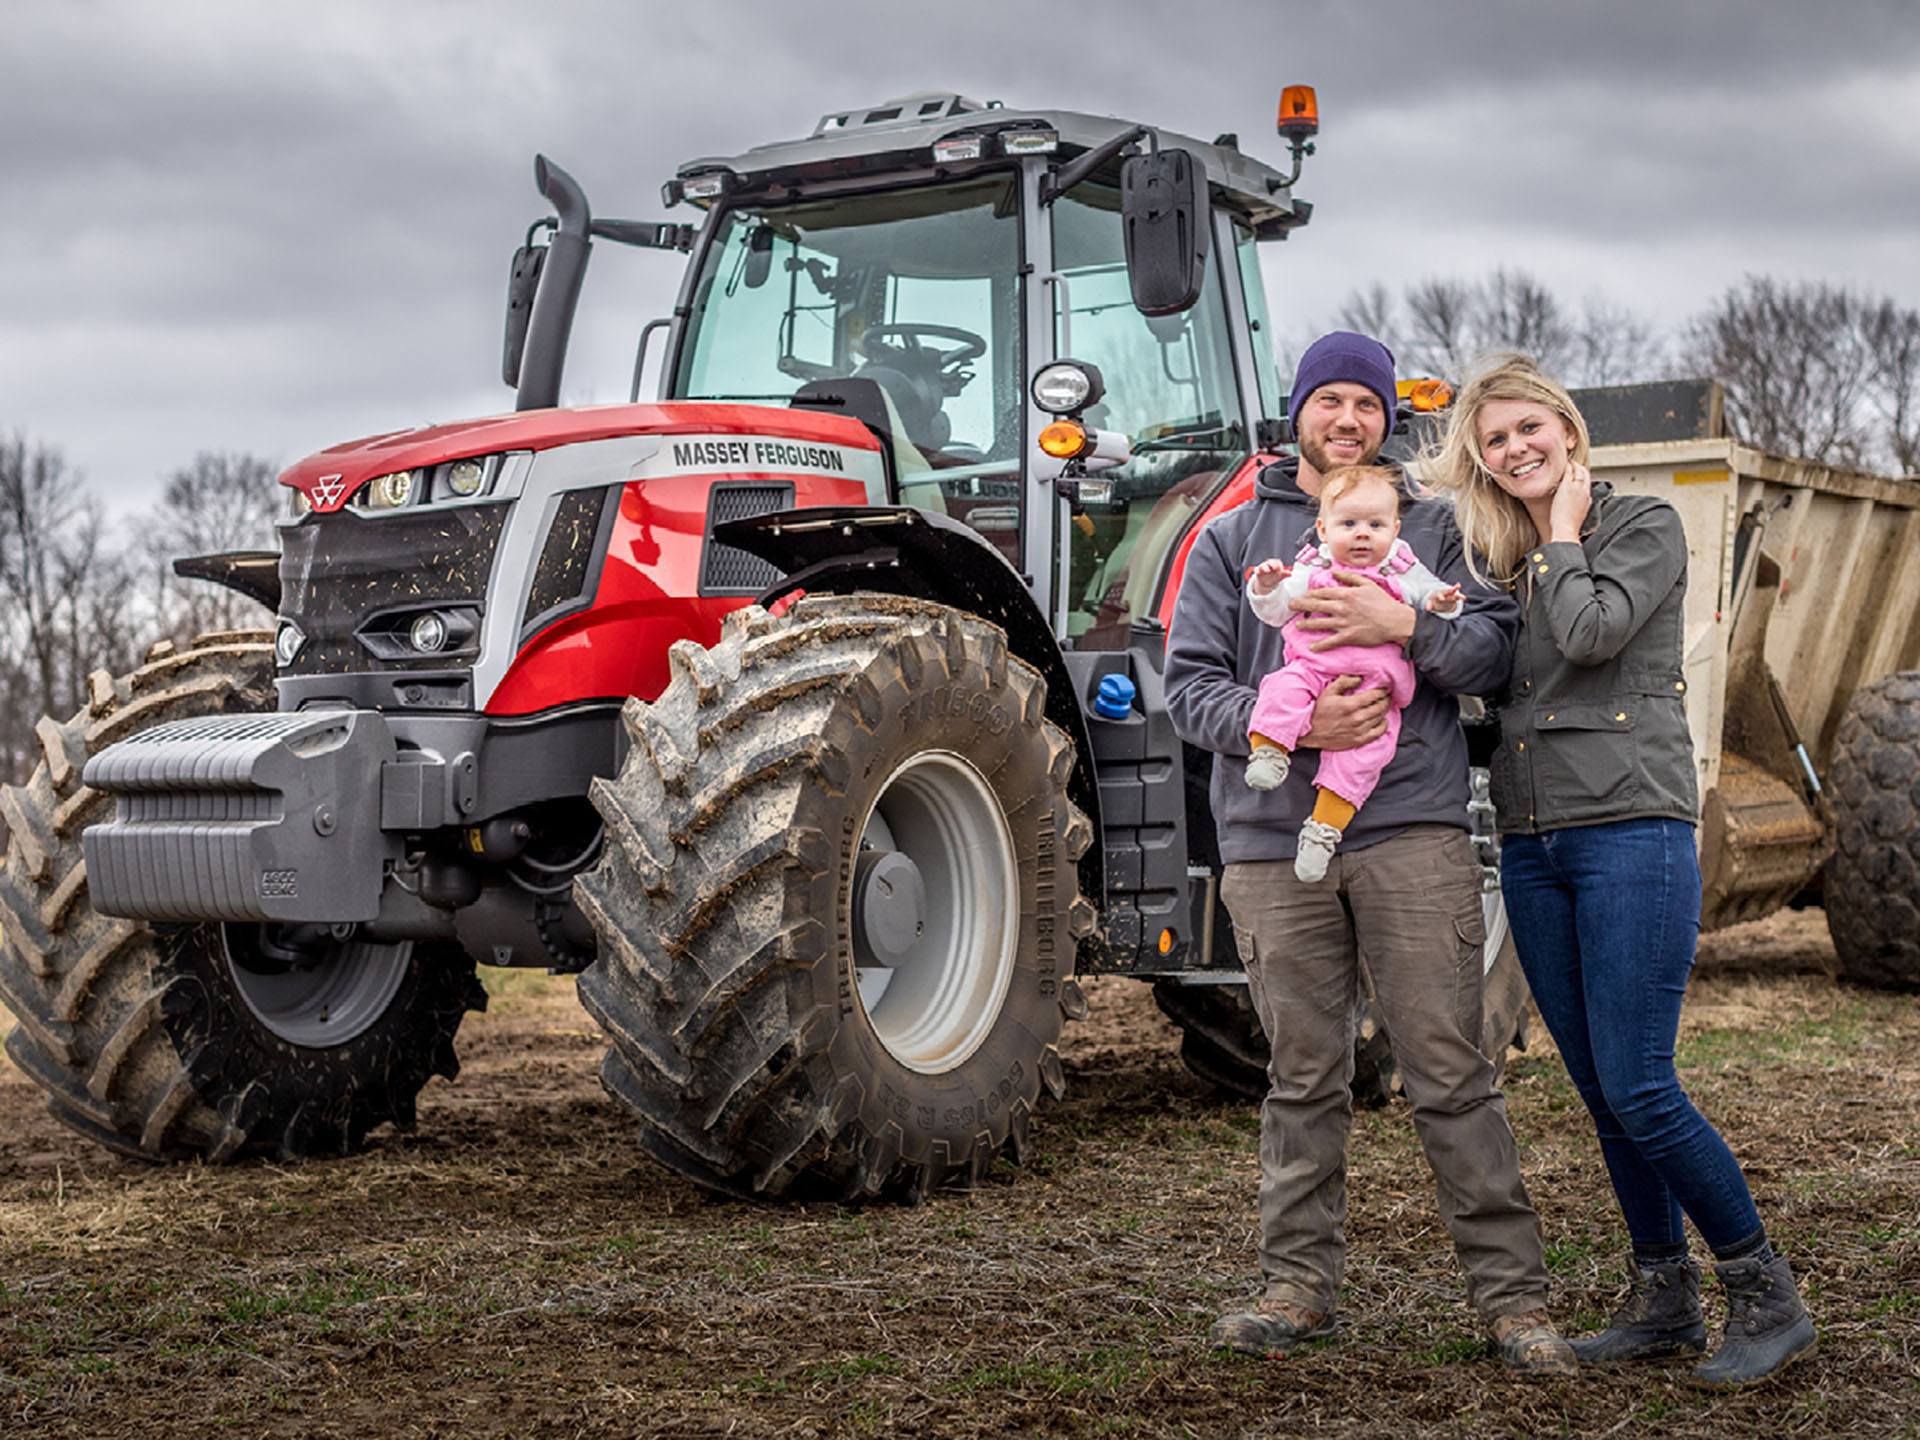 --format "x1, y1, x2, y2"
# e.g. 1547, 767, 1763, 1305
1298, 674, 1390, 750
1248, 558, 1292, 597
1289, 570, 1417, 651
